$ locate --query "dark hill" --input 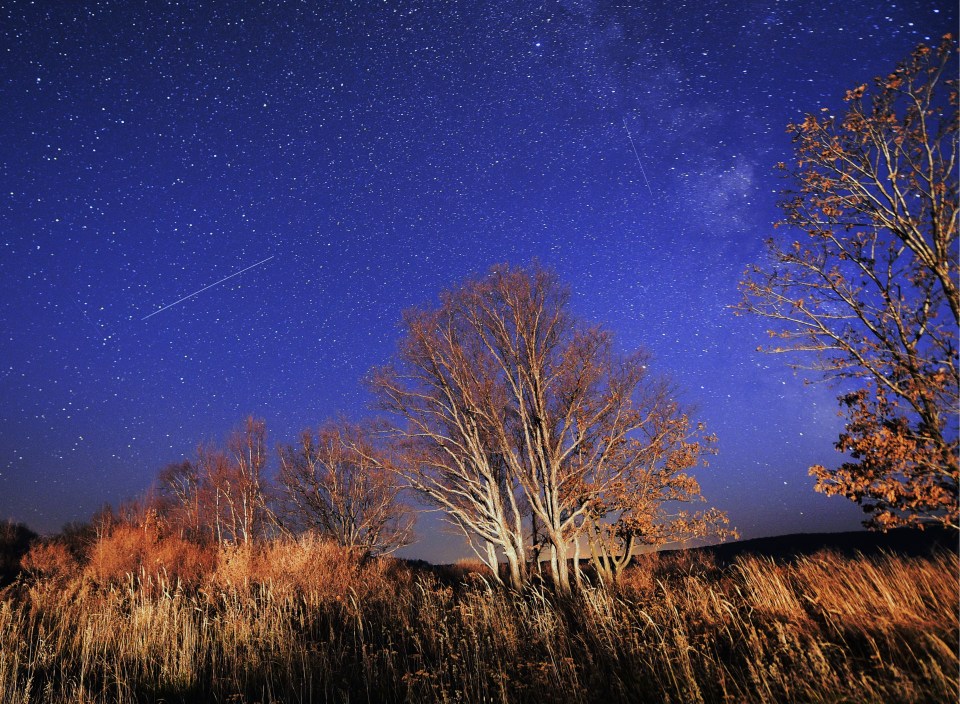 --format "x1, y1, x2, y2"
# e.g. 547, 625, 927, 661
682, 526, 957, 566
